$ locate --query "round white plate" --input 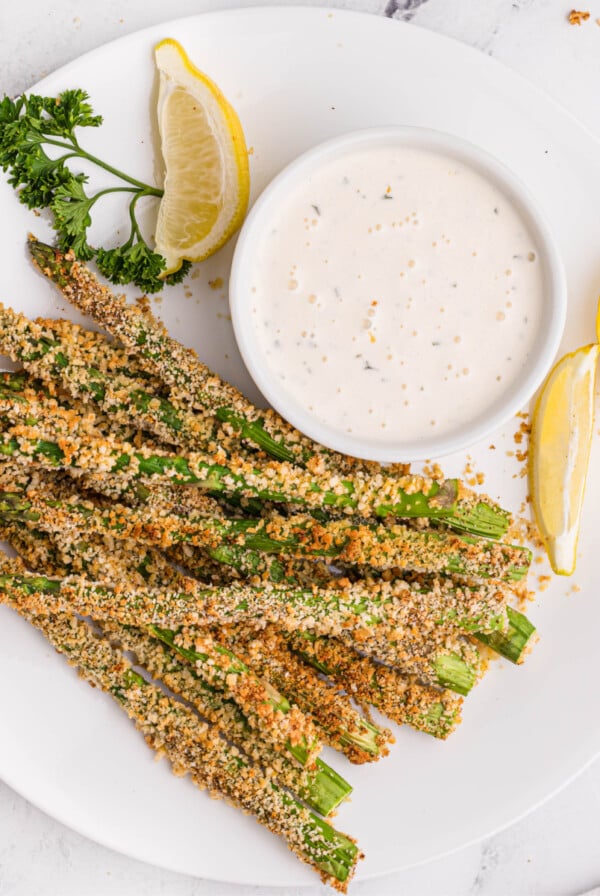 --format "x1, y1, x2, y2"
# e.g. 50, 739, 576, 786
1, 7, 600, 887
